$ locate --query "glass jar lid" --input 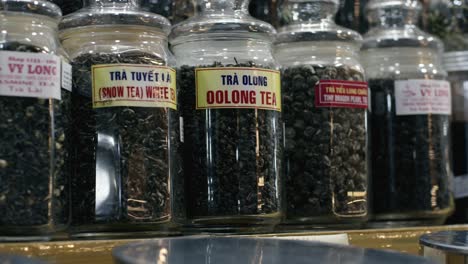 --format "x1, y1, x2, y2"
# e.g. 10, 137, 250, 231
362, 0, 443, 51
0, 0, 61, 20
275, 0, 362, 44
444, 51, 468, 72
365, 0, 420, 11
59, 0, 170, 34
169, 0, 276, 45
